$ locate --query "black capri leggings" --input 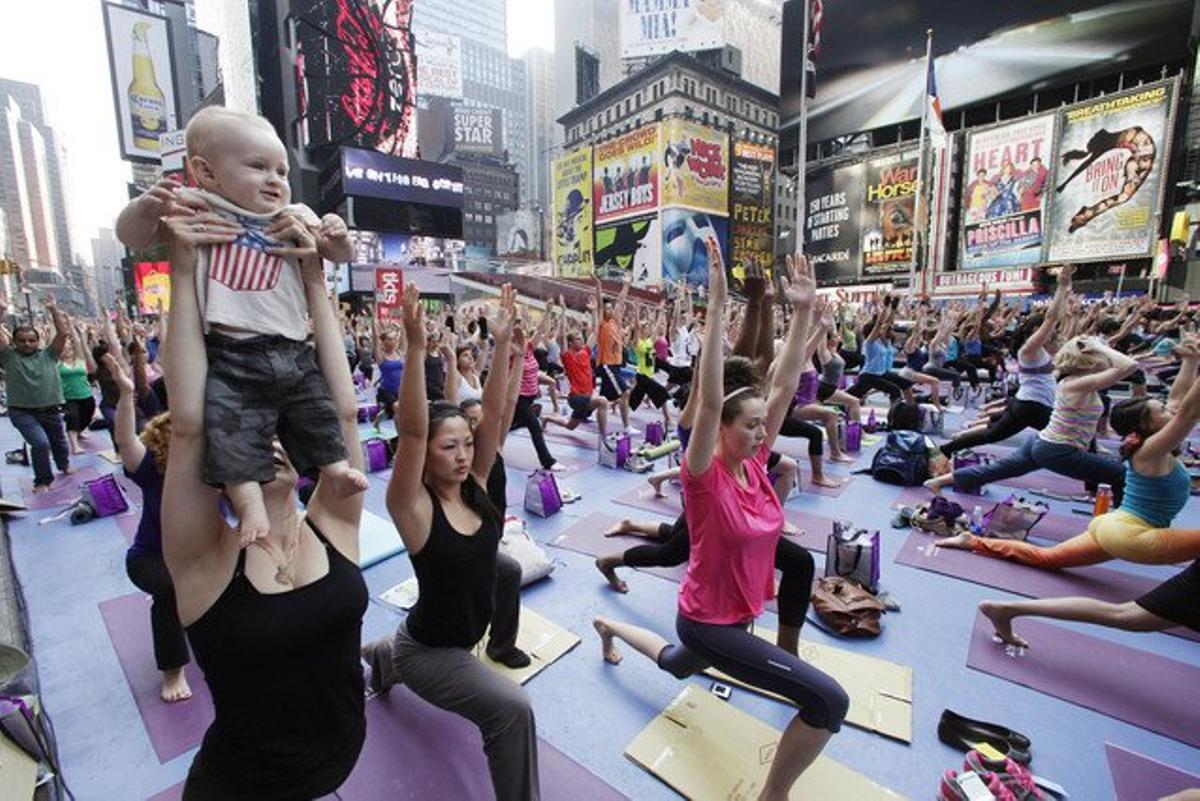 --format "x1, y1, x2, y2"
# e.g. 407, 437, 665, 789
126, 551, 190, 671
778, 416, 824, 456
847, 372, 909, 402
944, 358, 980, 389
940, 399, 1052, 458
658, 612, 849, 732
64, 396, 97, 433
